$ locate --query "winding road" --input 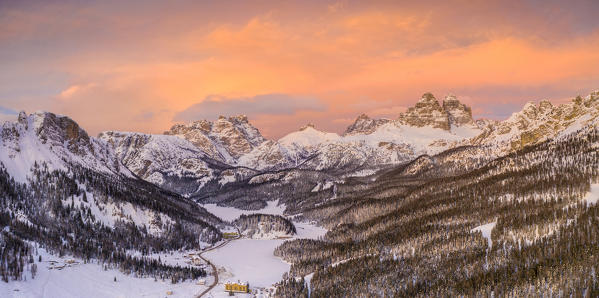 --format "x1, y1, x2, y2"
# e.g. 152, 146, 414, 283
196, 229, 241, 298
